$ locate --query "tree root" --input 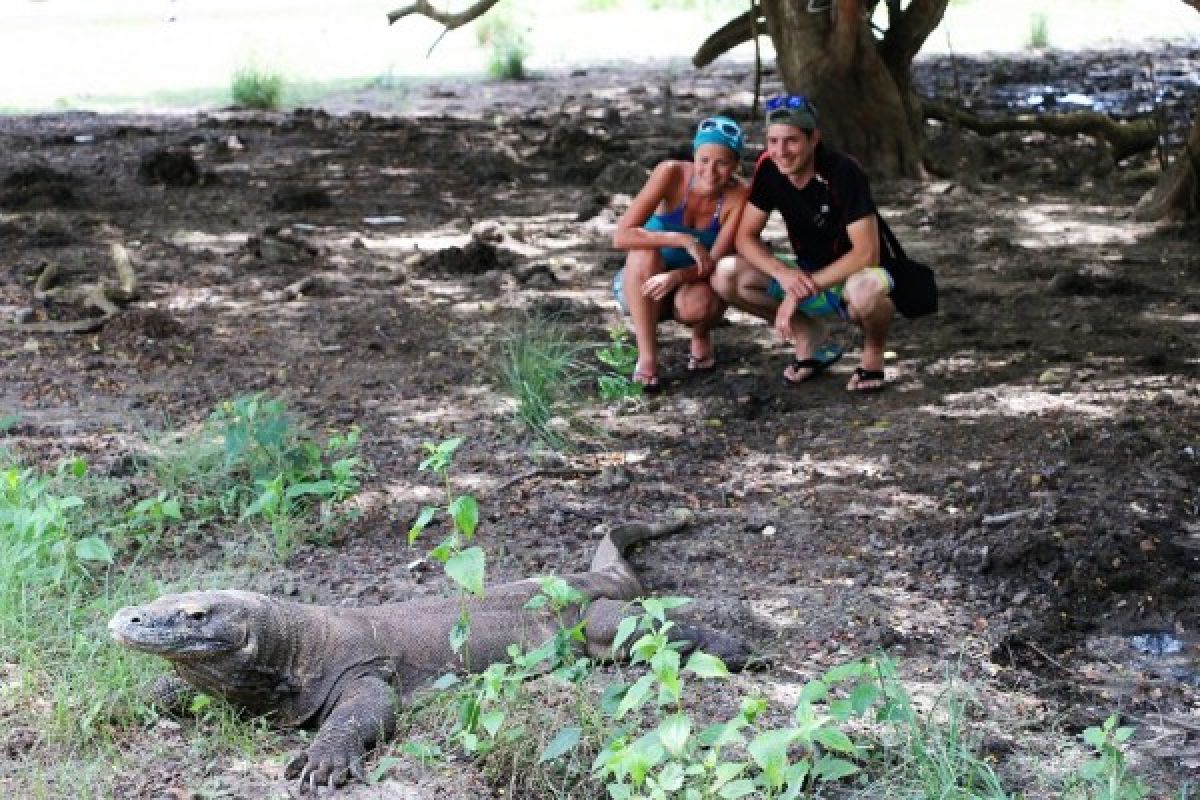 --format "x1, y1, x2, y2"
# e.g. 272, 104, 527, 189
7, 241, 138, 334
922, 99, 1159, 162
